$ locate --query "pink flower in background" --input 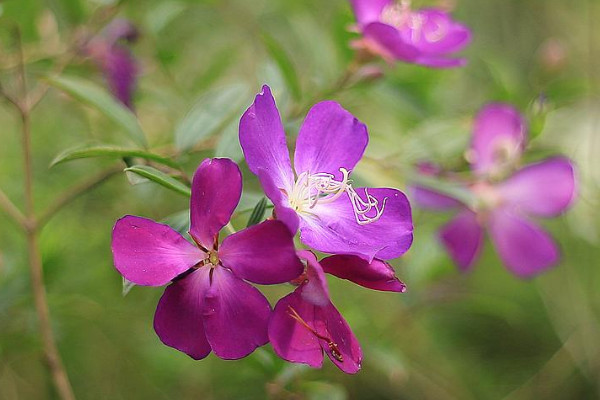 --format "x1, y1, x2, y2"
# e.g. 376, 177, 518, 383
84, 19, 139, 109
269, 251, 405, 374
349, 0, 471, 68
111, 158, 303, 360
239, 85, 413, 261
411, 104, 576, 277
